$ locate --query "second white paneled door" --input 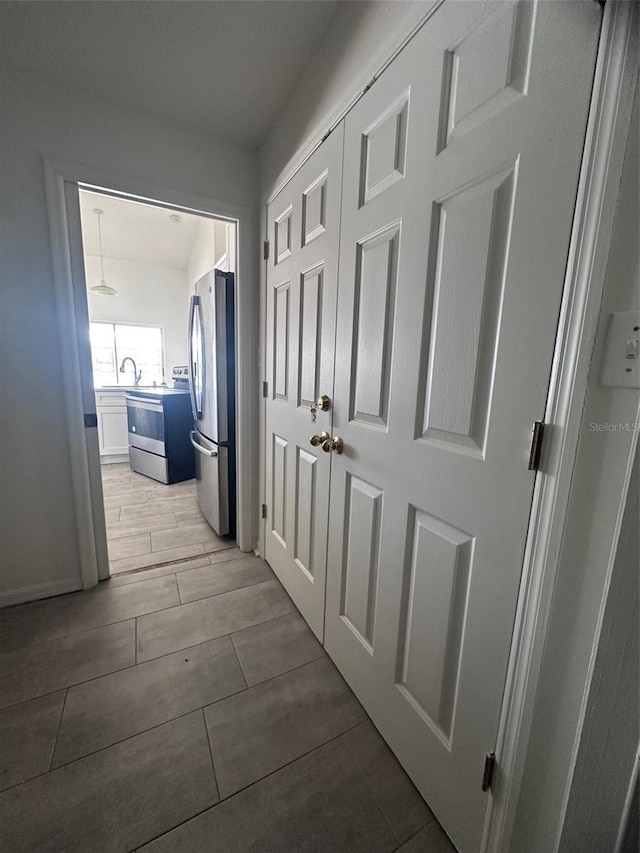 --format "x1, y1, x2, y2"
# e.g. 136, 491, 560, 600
265, 125, 344, 640
264, 2, 601, 850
